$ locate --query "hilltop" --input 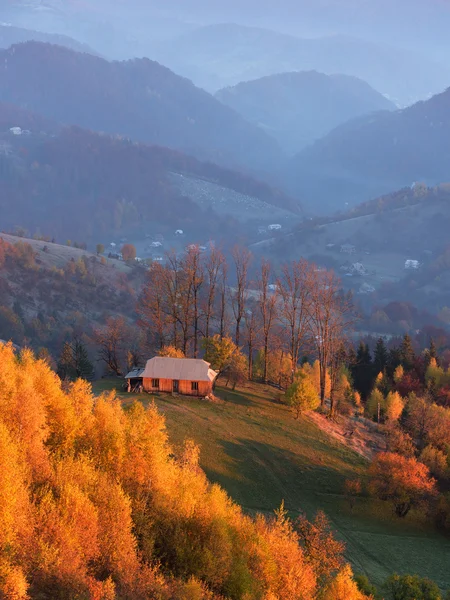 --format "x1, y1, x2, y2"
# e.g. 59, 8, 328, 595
0, 41, 283, 175
289, 87, 450, 213
216, 71, 395, 154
